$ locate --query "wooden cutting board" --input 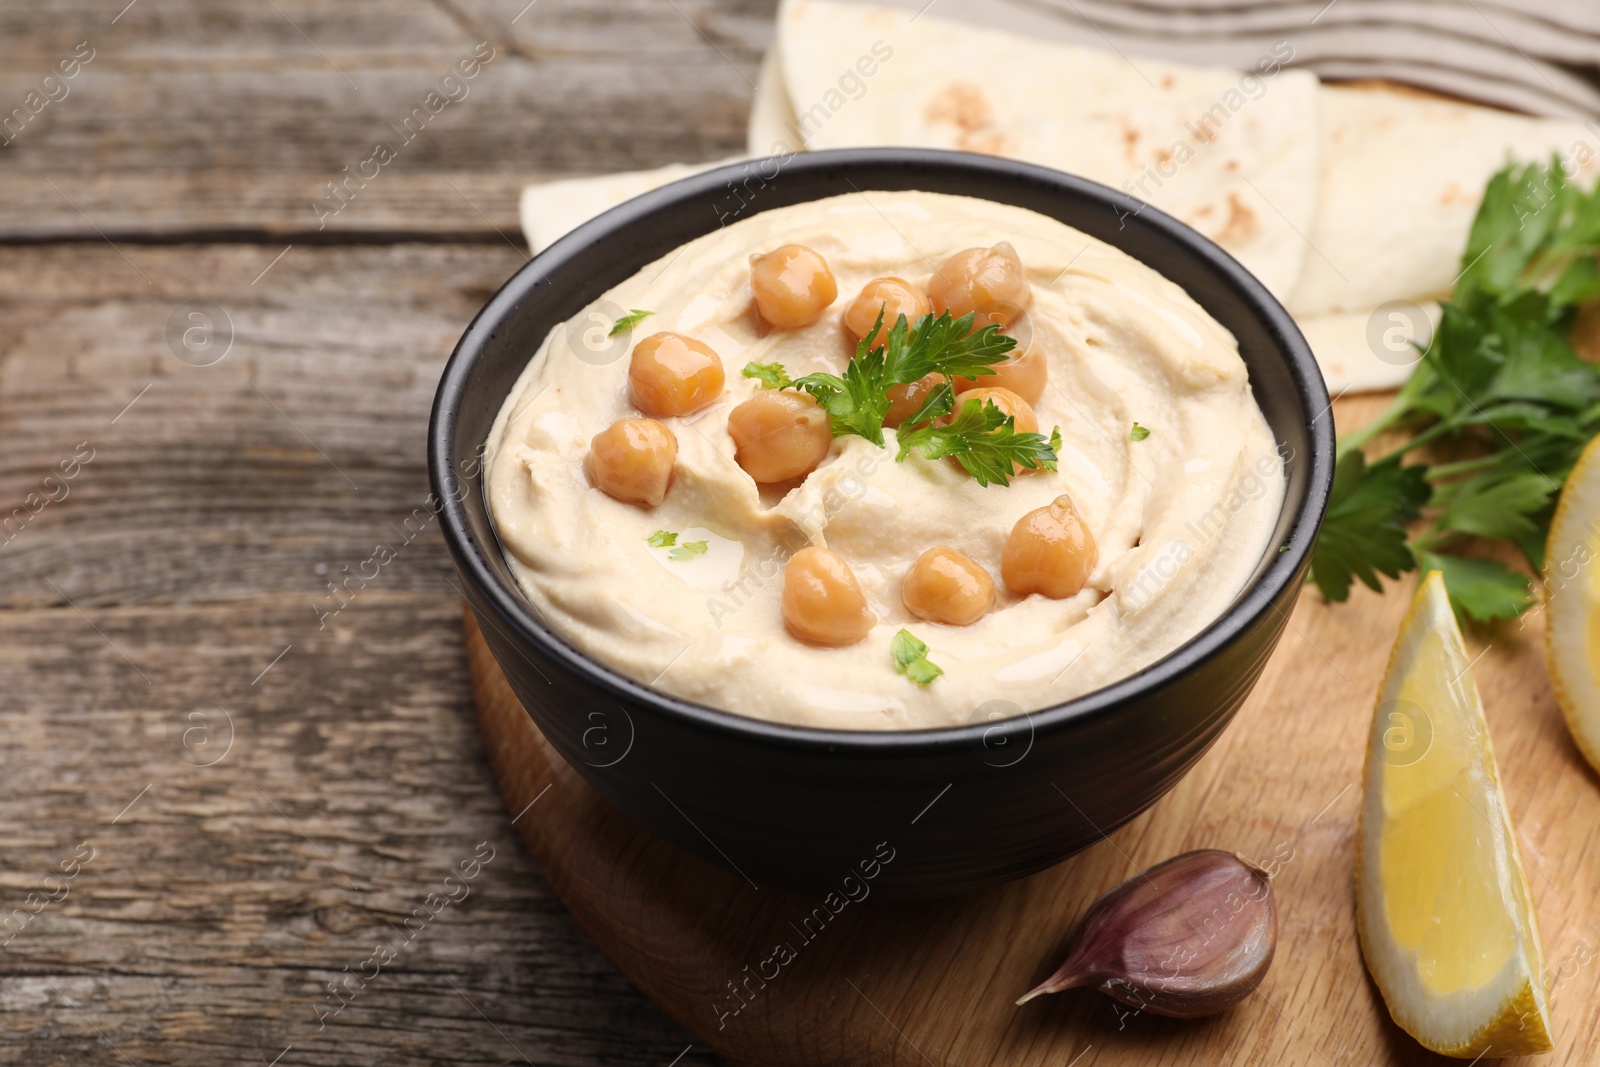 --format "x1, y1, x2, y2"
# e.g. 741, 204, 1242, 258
466, 398, 1600, 1067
